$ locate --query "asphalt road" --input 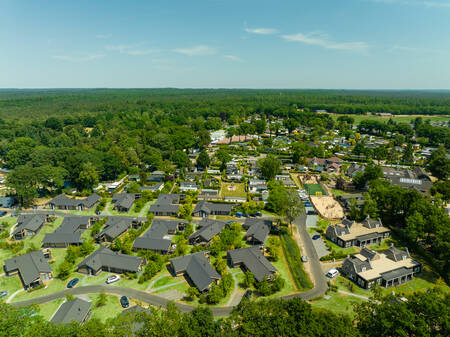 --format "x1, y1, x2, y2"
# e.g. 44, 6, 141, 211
11, 215, 328, 317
